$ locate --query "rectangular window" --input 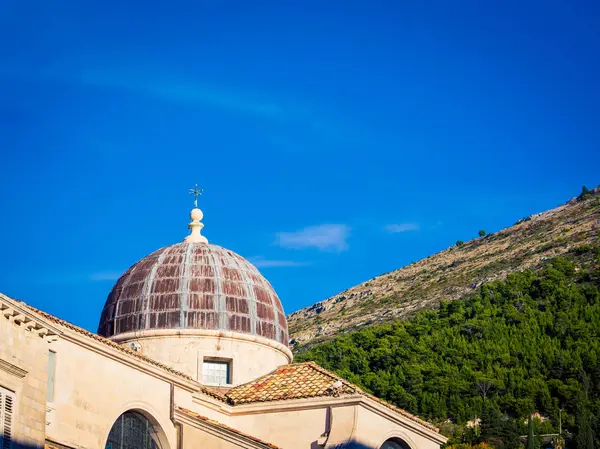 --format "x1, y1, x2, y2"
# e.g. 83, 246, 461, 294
47, 350, 56, 402
0, 386, 14, 449
202, 360, 230, 385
